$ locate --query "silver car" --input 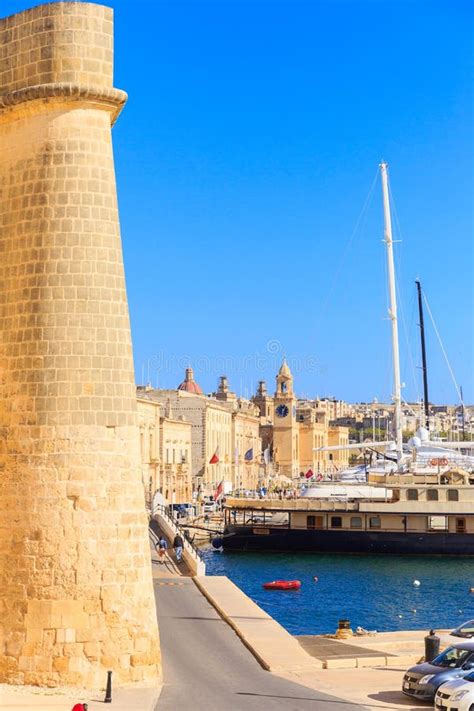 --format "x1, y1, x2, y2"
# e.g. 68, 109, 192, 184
403, 642, 474, 701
